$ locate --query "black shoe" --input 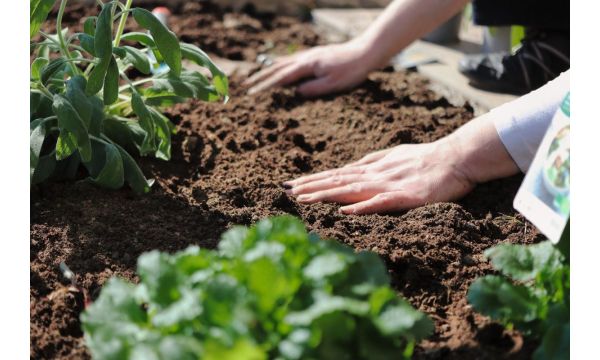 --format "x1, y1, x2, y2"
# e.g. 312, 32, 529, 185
459, 29, 569, 95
